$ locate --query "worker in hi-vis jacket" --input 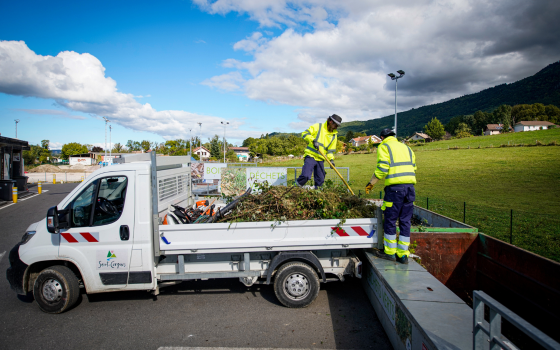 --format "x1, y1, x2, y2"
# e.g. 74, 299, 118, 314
297, 114, 342, 189
365, 128, 417, 264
